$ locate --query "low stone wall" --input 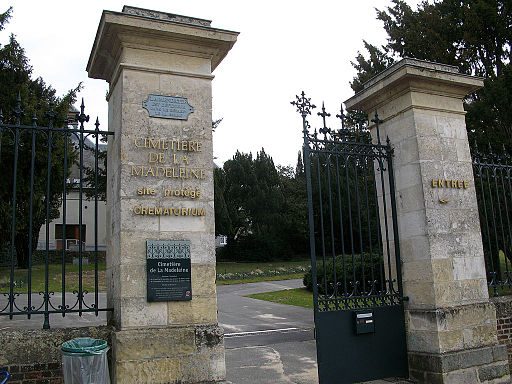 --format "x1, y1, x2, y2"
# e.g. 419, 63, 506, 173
0, 326, 113, 384
493, 296, 512, 369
